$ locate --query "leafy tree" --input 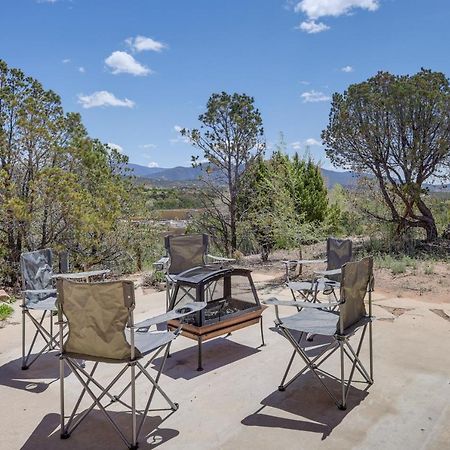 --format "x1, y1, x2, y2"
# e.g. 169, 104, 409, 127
322, 69, 450, 241
183, 92, 265, 256
238, 155, 296, 261
237, 146, 329, 261
287, 153, 328, 223
0, 59, 150, 285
